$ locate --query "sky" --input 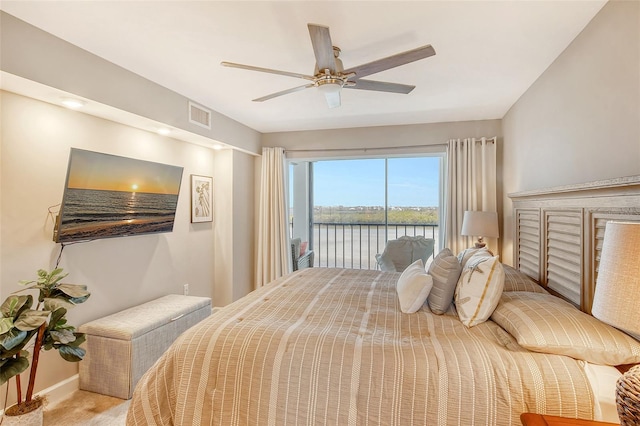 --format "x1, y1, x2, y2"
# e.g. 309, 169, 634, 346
311, 157, 441, 207
66, 148, 183, 194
